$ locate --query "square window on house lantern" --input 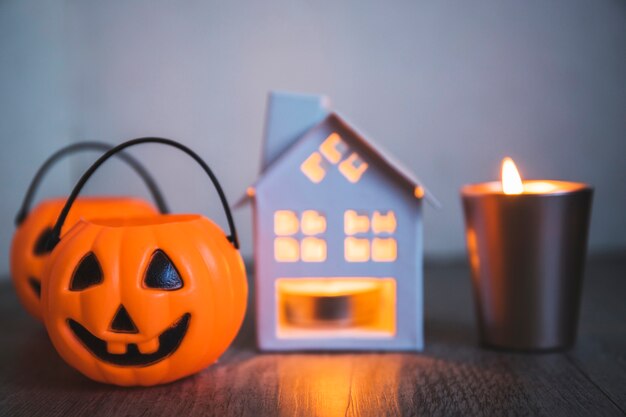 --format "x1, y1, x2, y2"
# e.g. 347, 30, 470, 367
344, 210, 370, 235
274, 237, 299, 262
319, 133, 347, 164
301, 210, 326, 235
273, 210, 328, 263
372, 211, 397, 234
345, 237, 370, 263
301, 237, 326, 262
300, 152, 326, 183
274, 210, 299, 236
238, 91, 436, 351
372, 238, 397, 262
338, 153, 368, 183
